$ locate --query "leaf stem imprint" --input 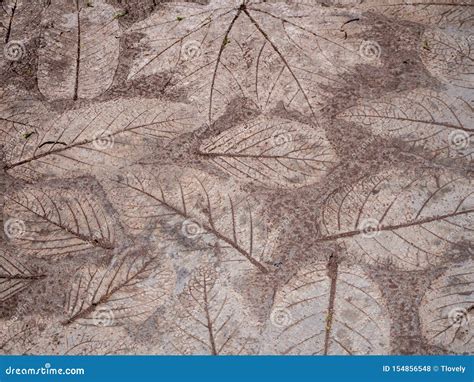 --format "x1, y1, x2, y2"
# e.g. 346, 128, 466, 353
4, 0, 18, 44
74, 0, 82, 101
317, 208, 474, 243
324, 254, 338, 355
